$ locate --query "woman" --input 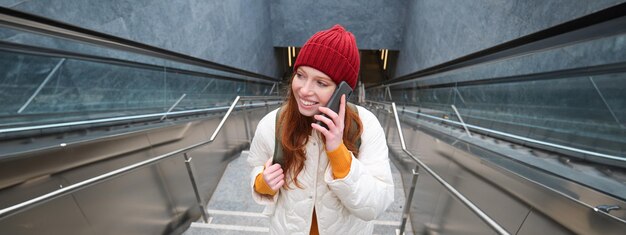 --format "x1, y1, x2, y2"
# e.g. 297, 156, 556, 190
248, 24, 394, 235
